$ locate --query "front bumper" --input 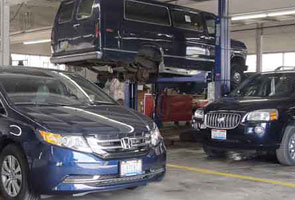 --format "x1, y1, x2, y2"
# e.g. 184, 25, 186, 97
28, 142, 166, 194
198, 121, 283, 151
